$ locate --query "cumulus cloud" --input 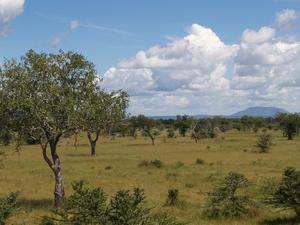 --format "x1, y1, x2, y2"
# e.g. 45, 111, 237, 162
103, 11, 300, 115
241, 27, 275, 44
0, 0, 25, 37
276, 9, 299, 29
